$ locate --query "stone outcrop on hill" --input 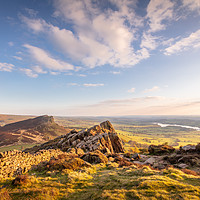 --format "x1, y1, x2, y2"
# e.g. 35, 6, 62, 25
24, 120, 125, 154
148, 144, 175, 155
0, 115, 69, 146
